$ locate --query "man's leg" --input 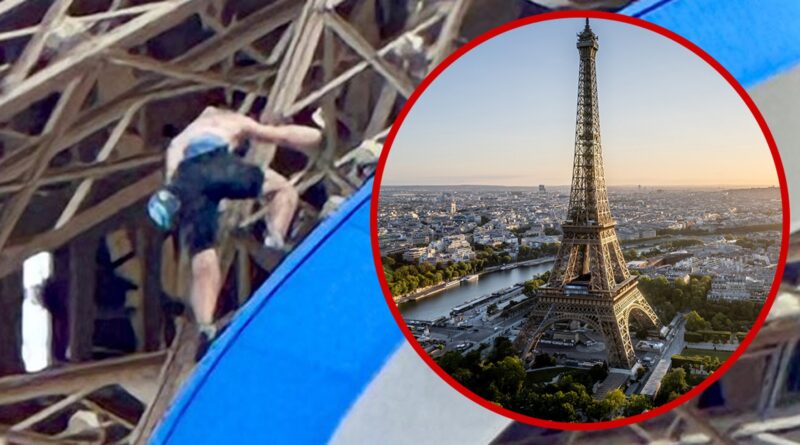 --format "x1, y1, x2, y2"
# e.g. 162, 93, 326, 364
190, 248, 221, 332
260, 168, 298, 249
